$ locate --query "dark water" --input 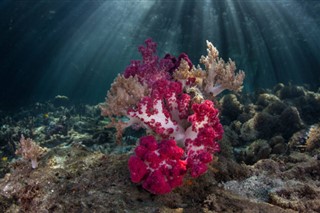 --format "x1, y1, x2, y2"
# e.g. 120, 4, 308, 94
0, 0, 319, 109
